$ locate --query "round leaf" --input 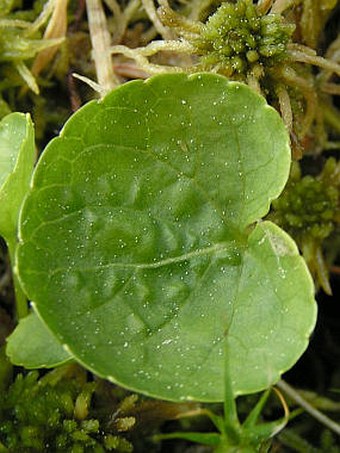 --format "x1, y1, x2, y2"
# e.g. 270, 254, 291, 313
17, 73, 317, 402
